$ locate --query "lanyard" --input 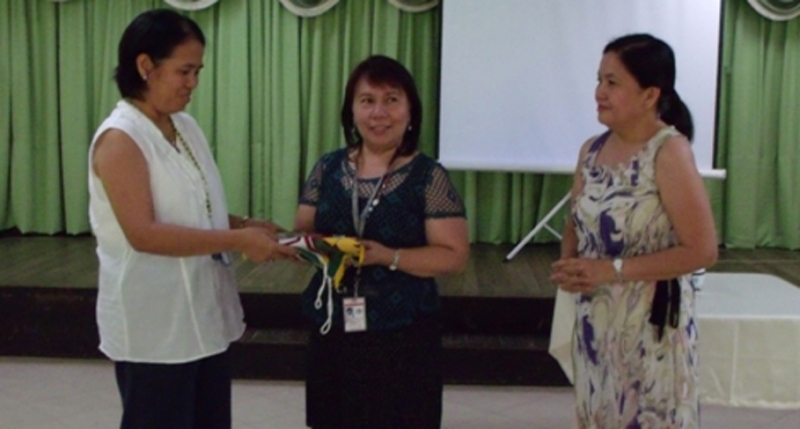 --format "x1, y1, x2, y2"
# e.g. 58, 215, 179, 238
348, 150, 402, 296
349, 161, 393, 296
351, 173, 387, 239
